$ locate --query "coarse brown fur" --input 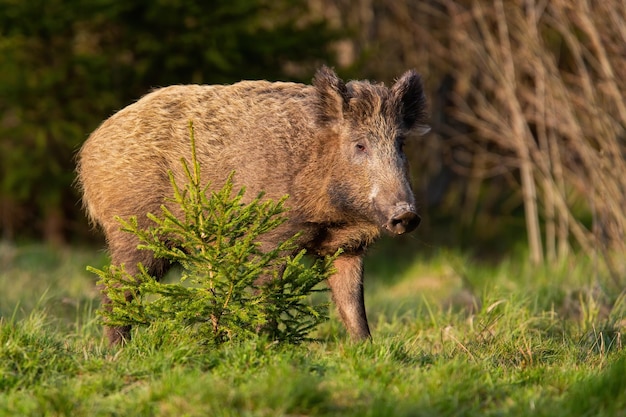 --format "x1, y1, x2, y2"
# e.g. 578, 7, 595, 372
77, 66, 429, 344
